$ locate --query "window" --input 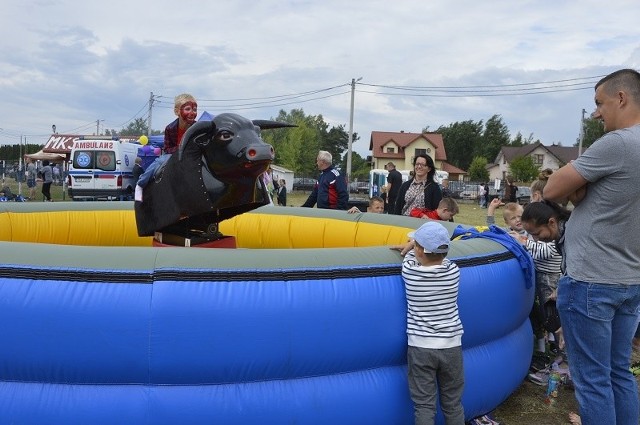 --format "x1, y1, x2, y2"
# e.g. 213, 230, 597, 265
72, 150, 116, 171
386, 147, 395, 153
414, 148, 426, 156
533, 154, 544, 165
